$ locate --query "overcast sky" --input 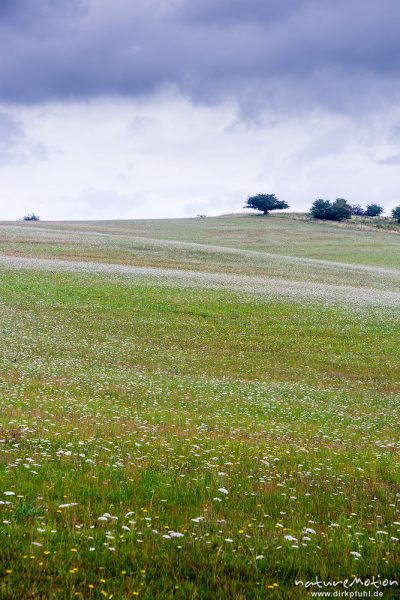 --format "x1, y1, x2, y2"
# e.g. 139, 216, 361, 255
1, 0, 400, 220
